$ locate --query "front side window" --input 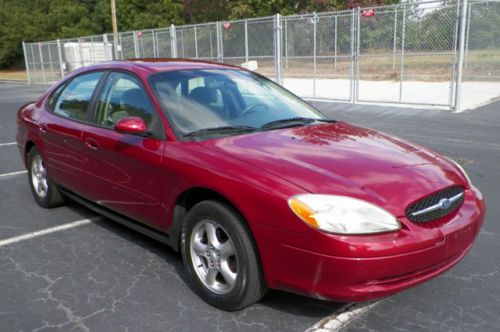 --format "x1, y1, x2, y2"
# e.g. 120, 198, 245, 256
150, 69, 326, 139
51, 72, 102, 121
94, 72, 155, 128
